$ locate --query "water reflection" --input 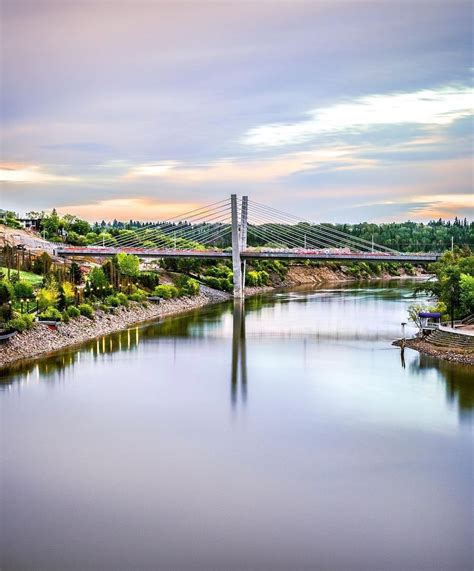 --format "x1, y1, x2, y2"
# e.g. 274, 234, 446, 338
2, 282, 473, 570
231, 300, 247, 408
409, 353, 474, 422
1, 283, 473, 424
